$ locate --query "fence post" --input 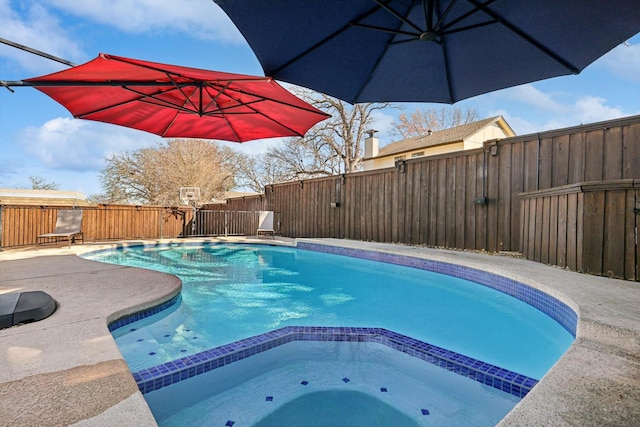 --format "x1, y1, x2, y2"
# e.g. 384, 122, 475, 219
0, 205, 3, 248
224, 210, 228, 237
